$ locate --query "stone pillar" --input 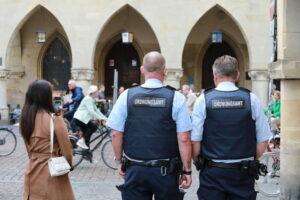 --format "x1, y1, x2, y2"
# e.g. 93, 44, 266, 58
71, 68, 95, 95
279, 80, 300, 199
164, 68, 183, 89
248, 69, 269, 108
0, 69, 10, 120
